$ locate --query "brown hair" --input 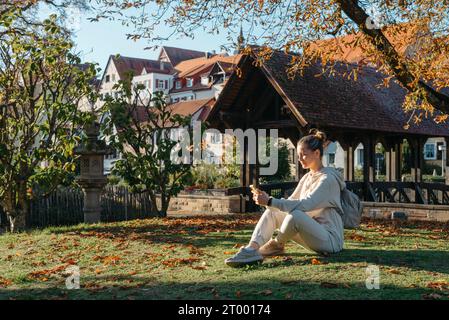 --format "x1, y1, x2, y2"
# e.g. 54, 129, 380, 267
297, 129, 327, 157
